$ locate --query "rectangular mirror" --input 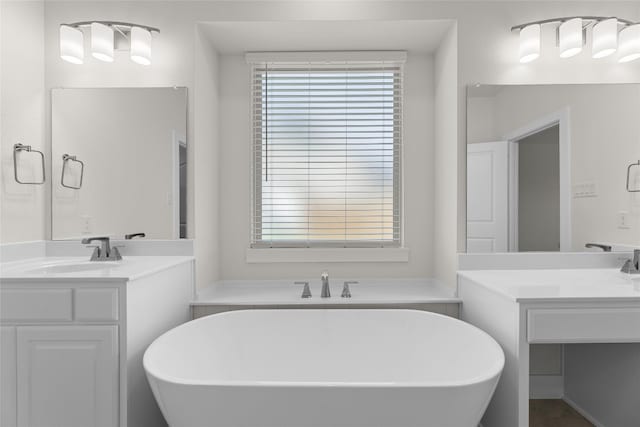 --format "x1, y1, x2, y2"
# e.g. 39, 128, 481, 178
51, 87, 188, 240
466, 84, 640, 253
